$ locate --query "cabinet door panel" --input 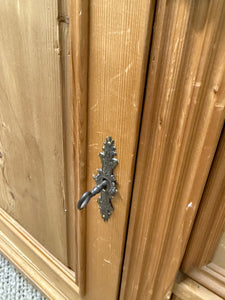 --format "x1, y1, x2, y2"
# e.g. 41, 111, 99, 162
0, 0, 156, 298
0, 1, 68, 264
